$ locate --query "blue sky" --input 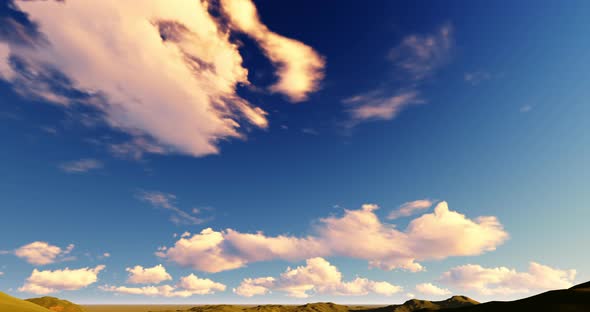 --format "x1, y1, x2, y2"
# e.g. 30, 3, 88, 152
0, 0, 589, 304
